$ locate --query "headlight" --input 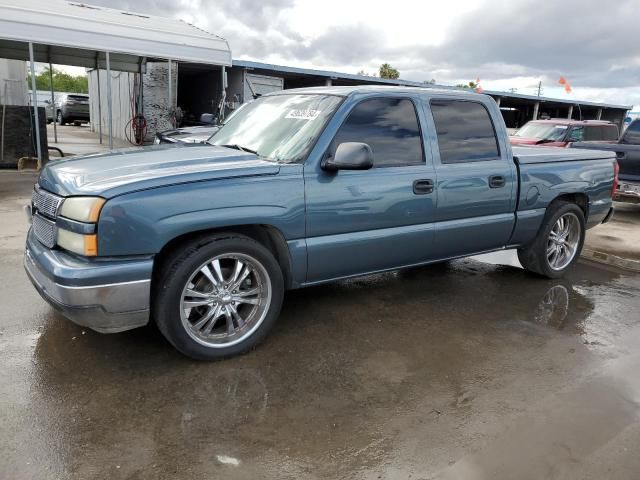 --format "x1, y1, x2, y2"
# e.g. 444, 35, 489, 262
59, 197, 105, 223
57, 229, 98, 256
